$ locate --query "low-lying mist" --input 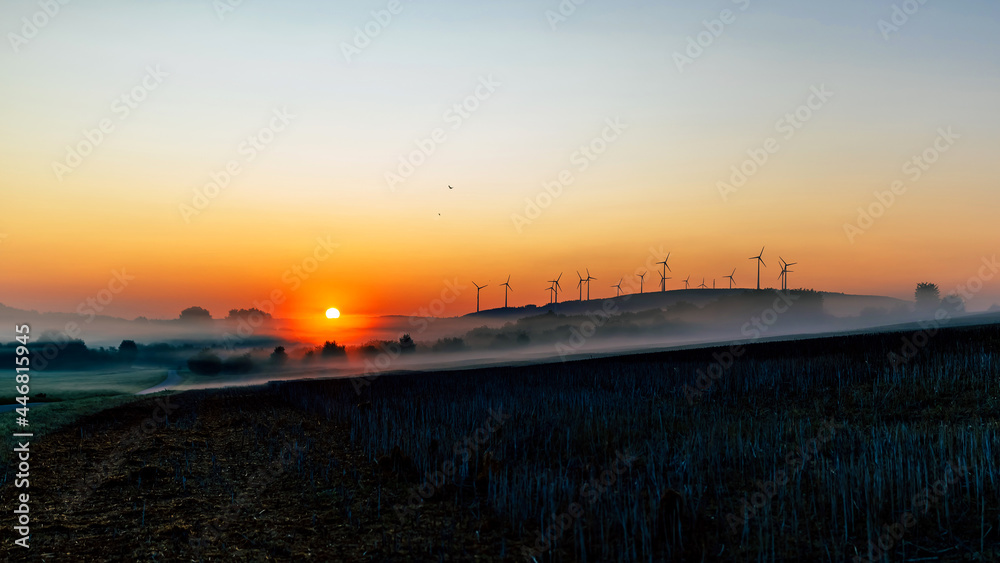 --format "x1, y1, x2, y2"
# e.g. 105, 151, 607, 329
4, 289, 993, 392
